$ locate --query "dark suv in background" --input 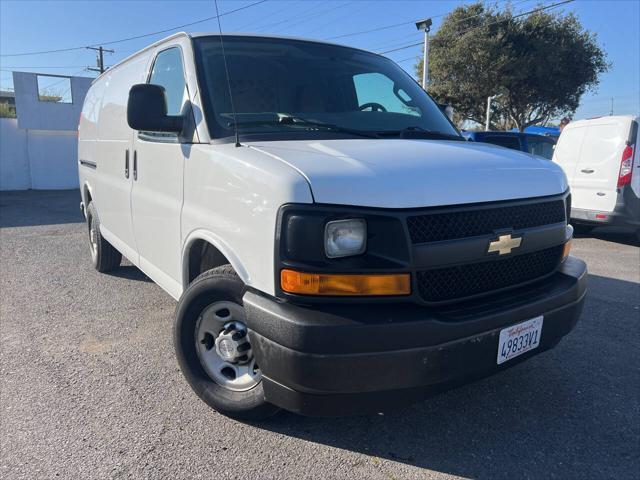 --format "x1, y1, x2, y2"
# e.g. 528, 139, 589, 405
463, 131, 557, 160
